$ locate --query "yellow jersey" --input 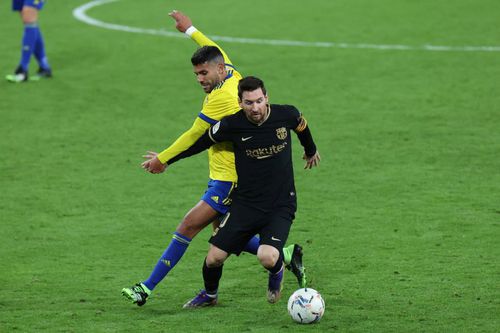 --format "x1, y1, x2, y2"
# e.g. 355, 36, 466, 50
157, 28, 240, 182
